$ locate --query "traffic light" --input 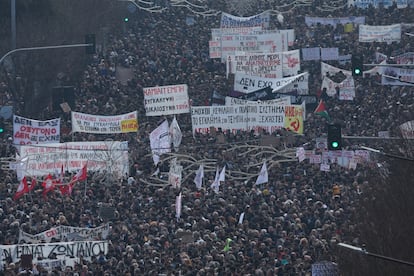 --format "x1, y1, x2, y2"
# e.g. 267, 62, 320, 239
124, 17, 129, 22
351, 54, 363, 77
327, 124, 342, 150
85, 34, 96, 55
